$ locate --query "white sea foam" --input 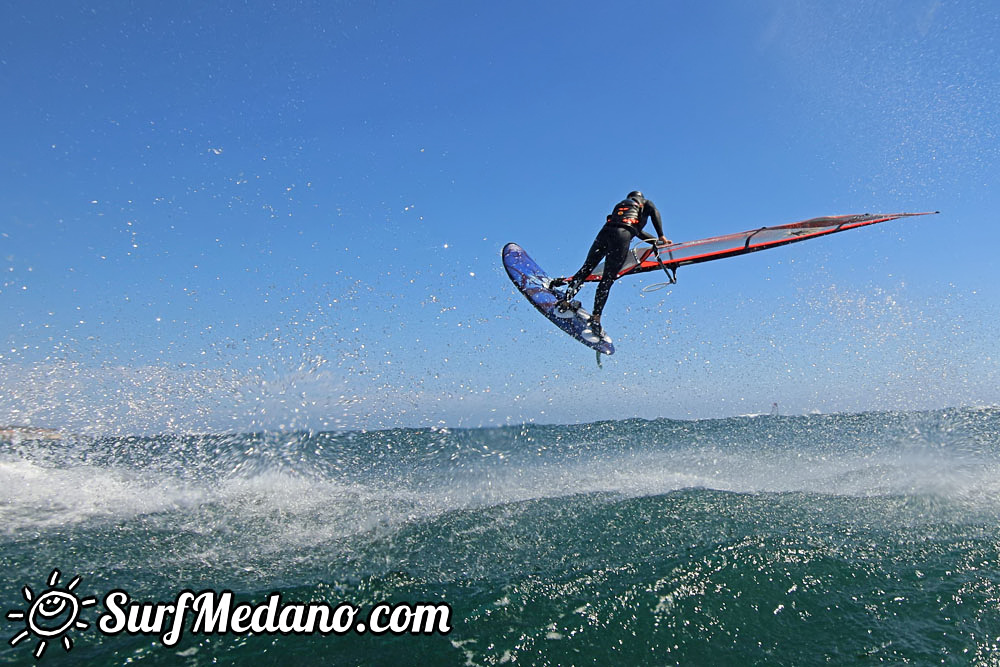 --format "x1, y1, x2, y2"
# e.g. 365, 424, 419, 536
3, 410, 998, 549
0, 459, 203, 532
